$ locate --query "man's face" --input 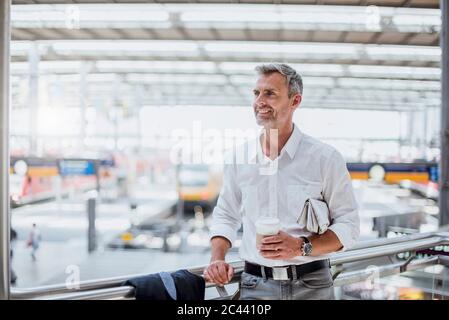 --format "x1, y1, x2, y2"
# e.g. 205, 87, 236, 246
252, 72, 301, 128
